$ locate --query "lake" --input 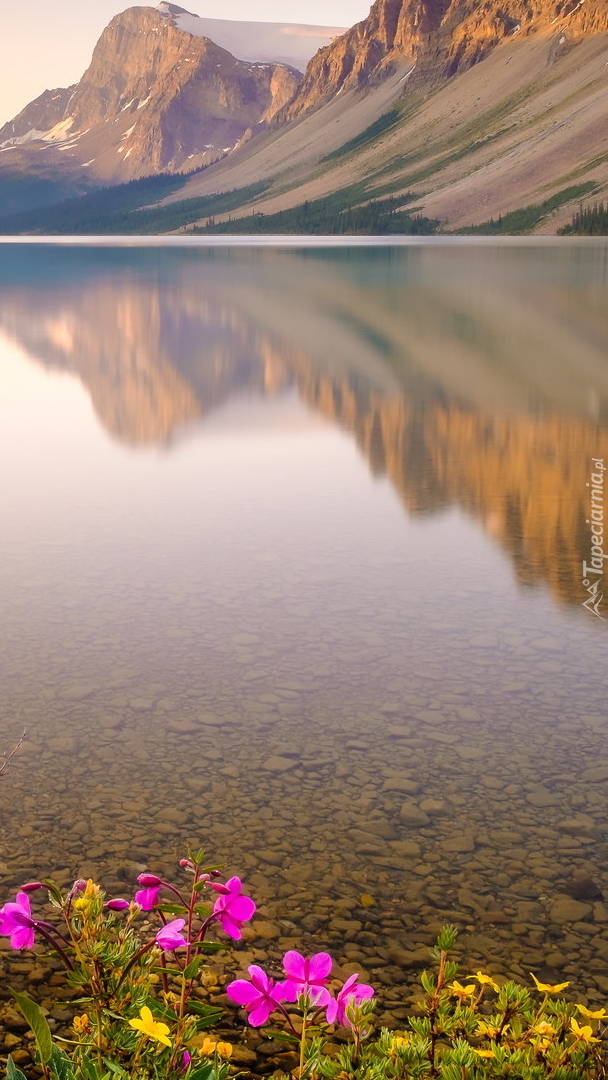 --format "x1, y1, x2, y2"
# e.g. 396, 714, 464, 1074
0, 239, 607, 1029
